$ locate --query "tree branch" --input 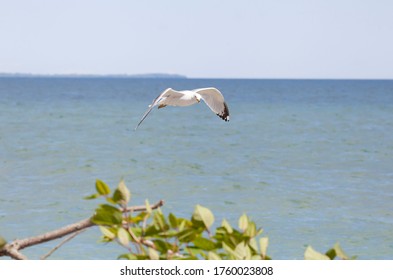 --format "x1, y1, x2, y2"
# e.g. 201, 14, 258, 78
0, 199, 164, 259
3, 244, 28, 260
41, 229, 87, 260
